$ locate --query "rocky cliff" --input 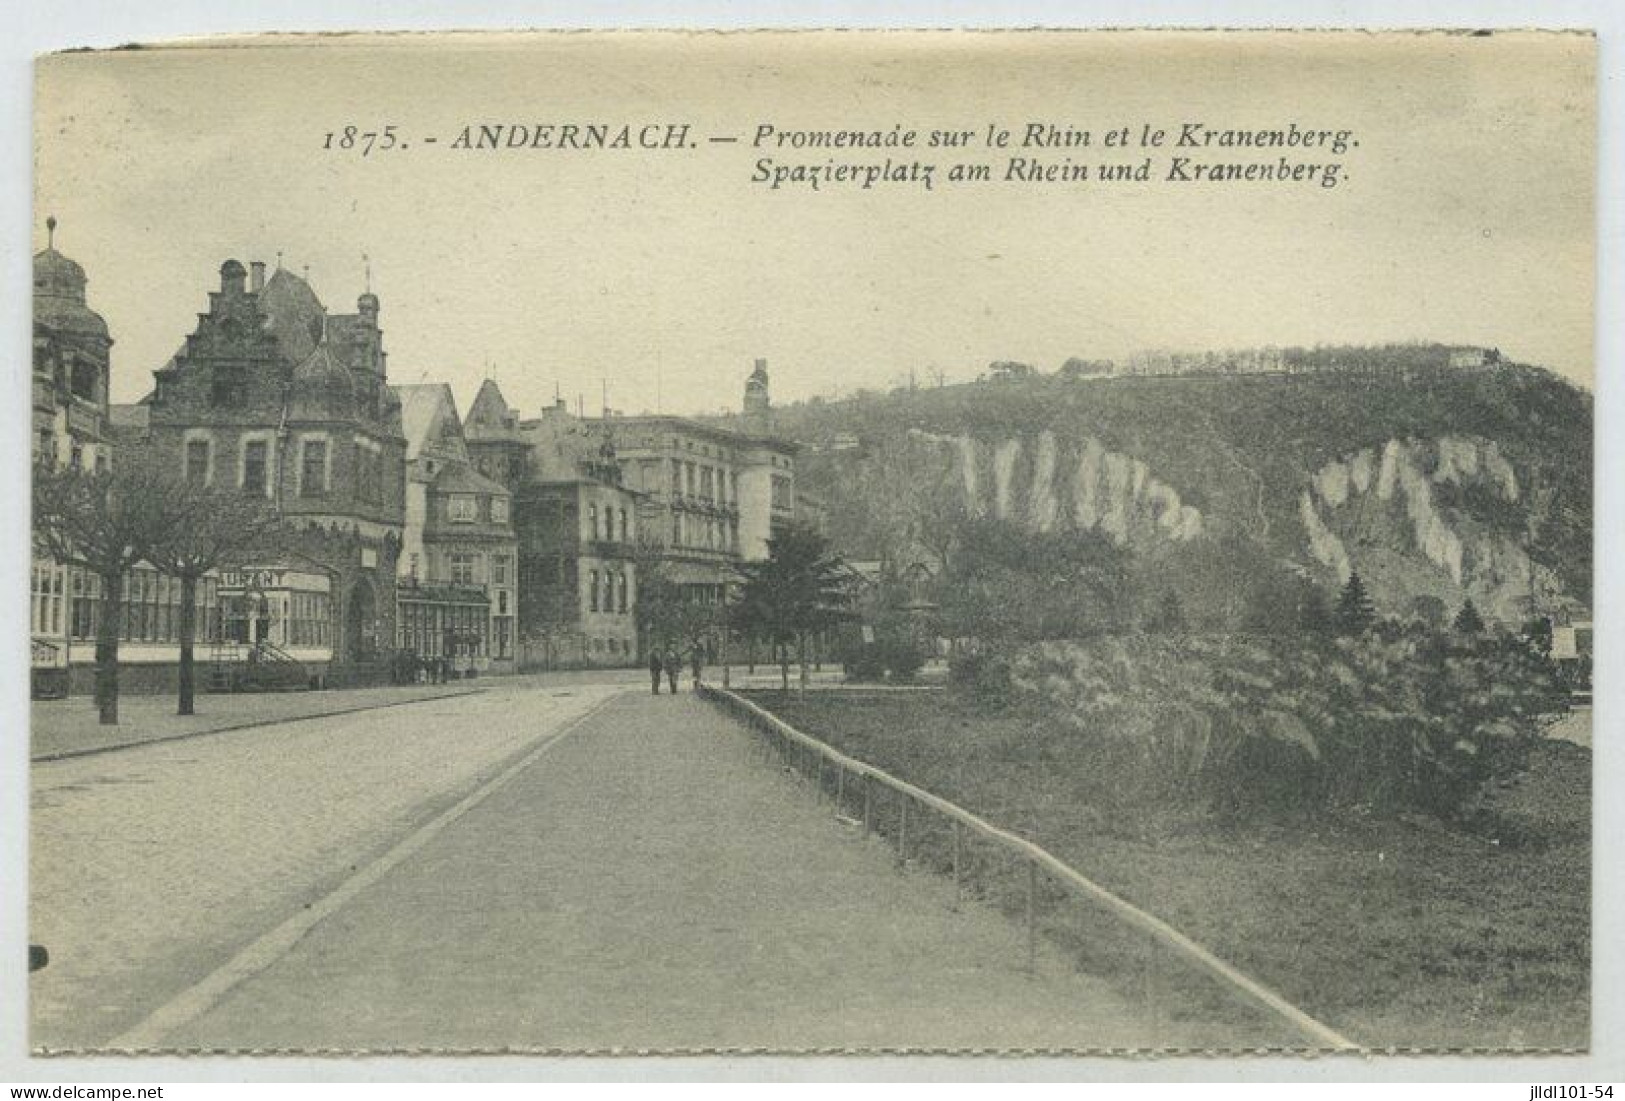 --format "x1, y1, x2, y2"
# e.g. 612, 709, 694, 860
766, 357, 1590, 626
